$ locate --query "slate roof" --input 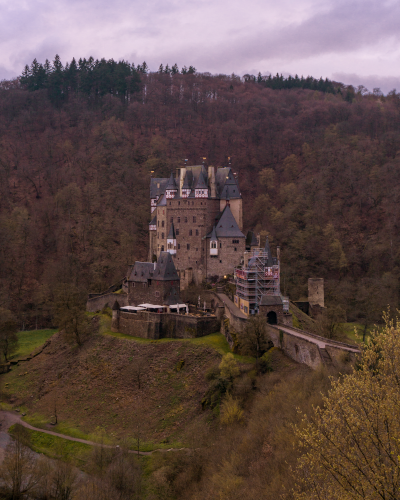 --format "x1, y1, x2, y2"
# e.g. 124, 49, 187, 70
250, 232, 258, 246
157, 193, 167, 206
260, 295, 283, 306
128, 262, 155, 282
149, 214, 157, 226
209, 225, 218, 241
154, 252, 179, 280
167, 222, 176, 239
215, 167, 241, 199
195, 171, 208, 189
182, 170, 193, 189
264, 237, 275, 267
150, 178, 168, 198
165, 172, 177, 190
207, 205, 245, 239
